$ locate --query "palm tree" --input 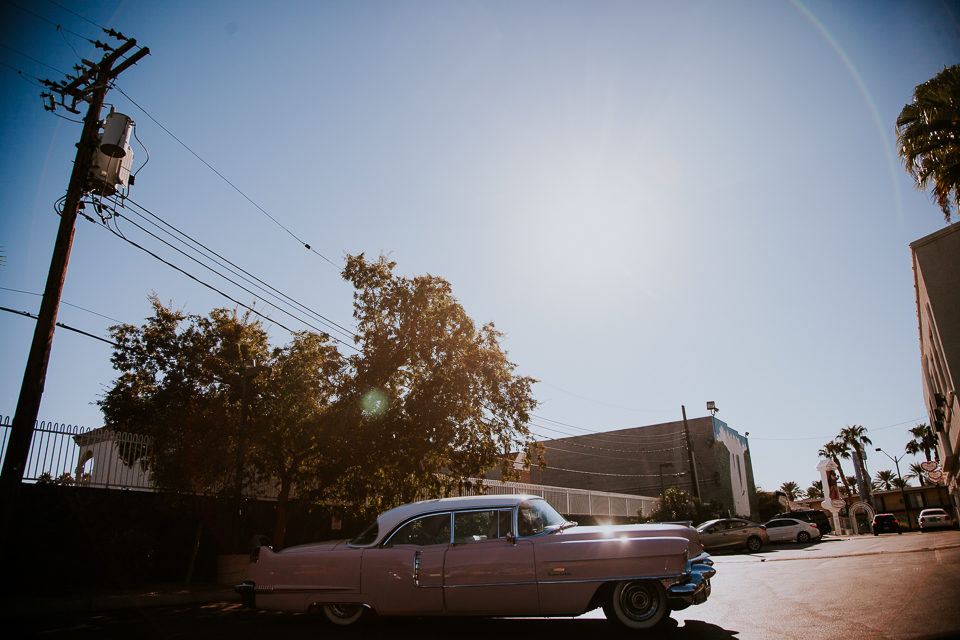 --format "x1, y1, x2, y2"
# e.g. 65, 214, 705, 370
780, 481, 804, 501
892, 477, 911, 490
806, 481, 823, 500
895, 64, 960, 222
840, 425, 873, 495
907, 462, 929, 486
820, 440, 855, 497
904, 423, 938, 462
874, 470, 896, 491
